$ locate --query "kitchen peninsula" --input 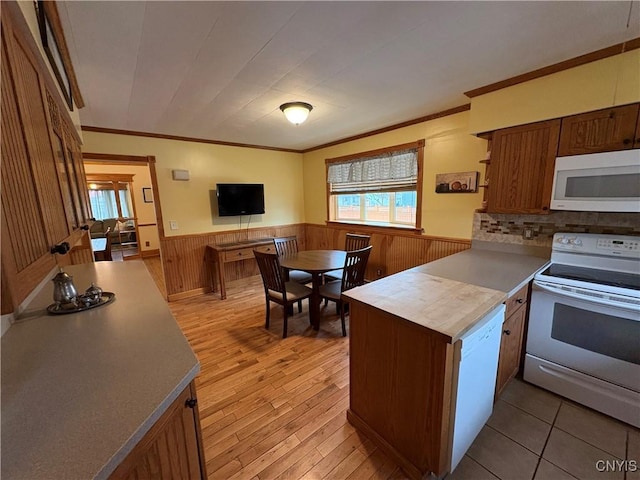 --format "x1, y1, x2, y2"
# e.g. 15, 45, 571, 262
1, 262, 204, 479
343, 245, 549, 479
